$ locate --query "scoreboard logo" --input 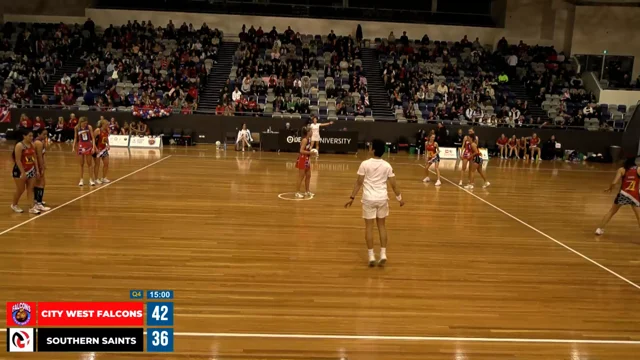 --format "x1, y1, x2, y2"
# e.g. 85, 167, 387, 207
7, 328, 35, 352
7, 302, 35, 326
